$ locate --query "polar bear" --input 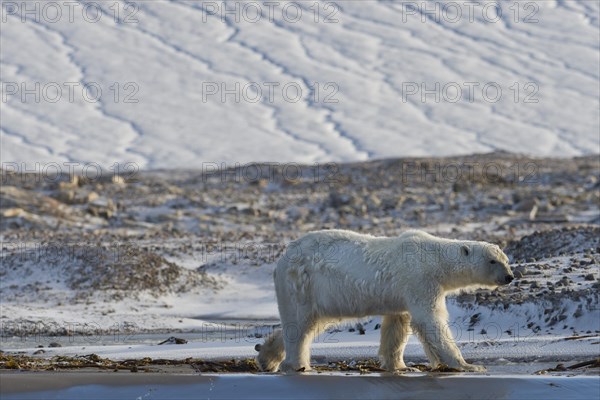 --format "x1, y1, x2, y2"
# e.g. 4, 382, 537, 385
255, 229, 513, 373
